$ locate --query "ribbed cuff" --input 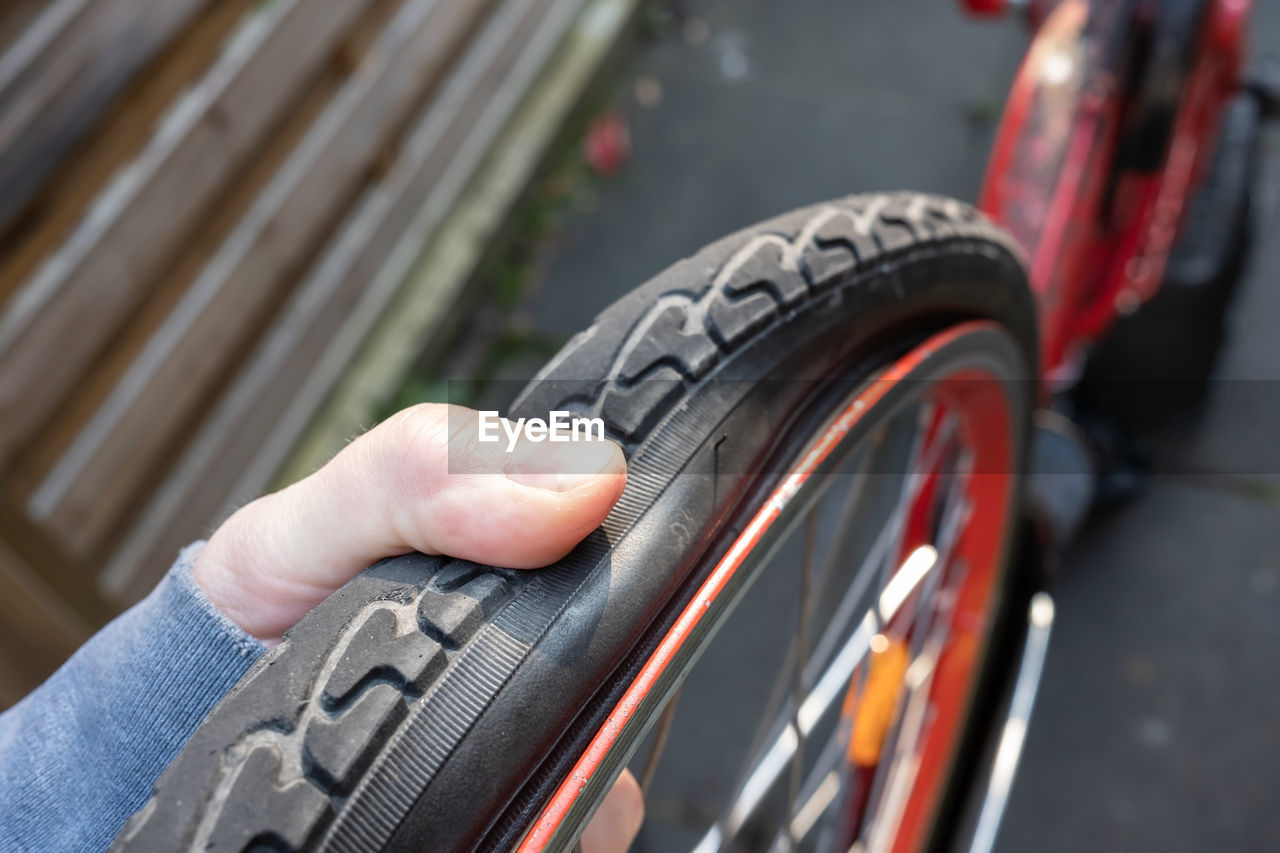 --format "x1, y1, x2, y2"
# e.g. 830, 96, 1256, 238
0, 540, 266, 852
120, 539, 266, 737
